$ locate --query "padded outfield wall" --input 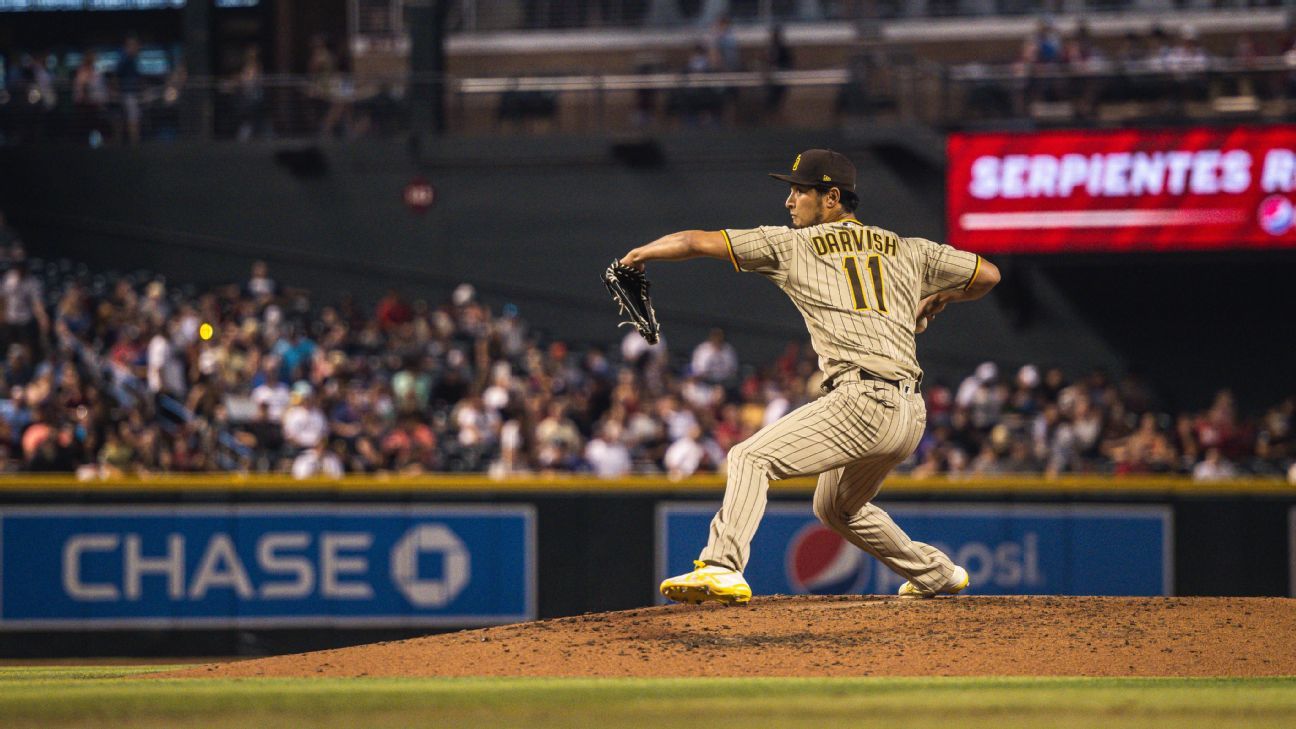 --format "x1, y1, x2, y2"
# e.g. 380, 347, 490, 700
0, 475, 1291, 657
